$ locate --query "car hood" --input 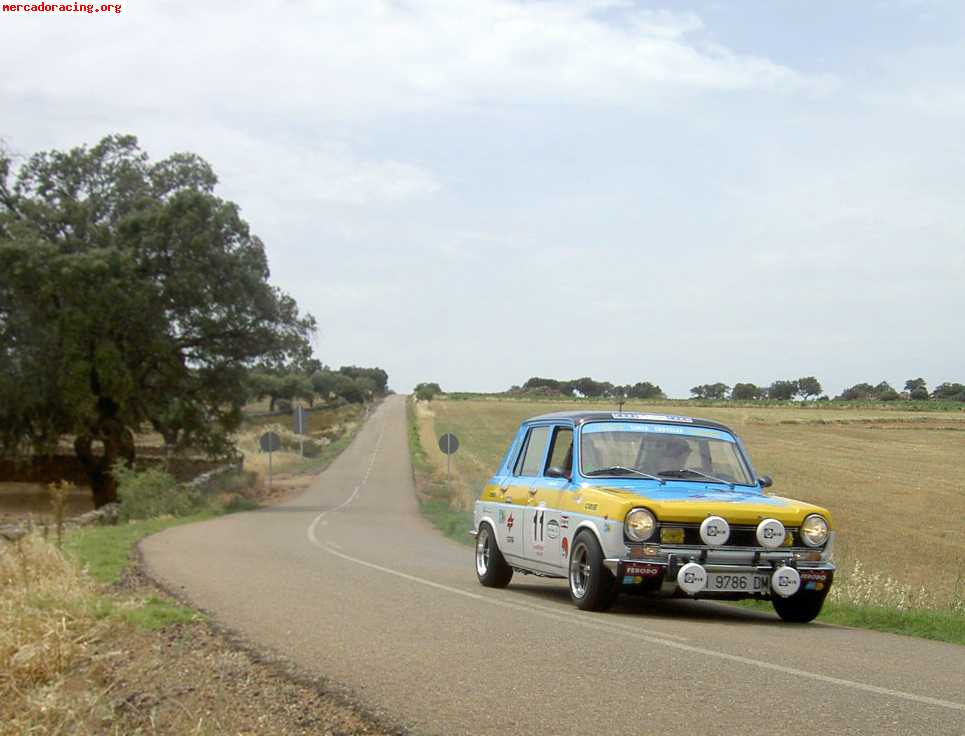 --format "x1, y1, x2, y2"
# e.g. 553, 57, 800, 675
583, 480, 830, 526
